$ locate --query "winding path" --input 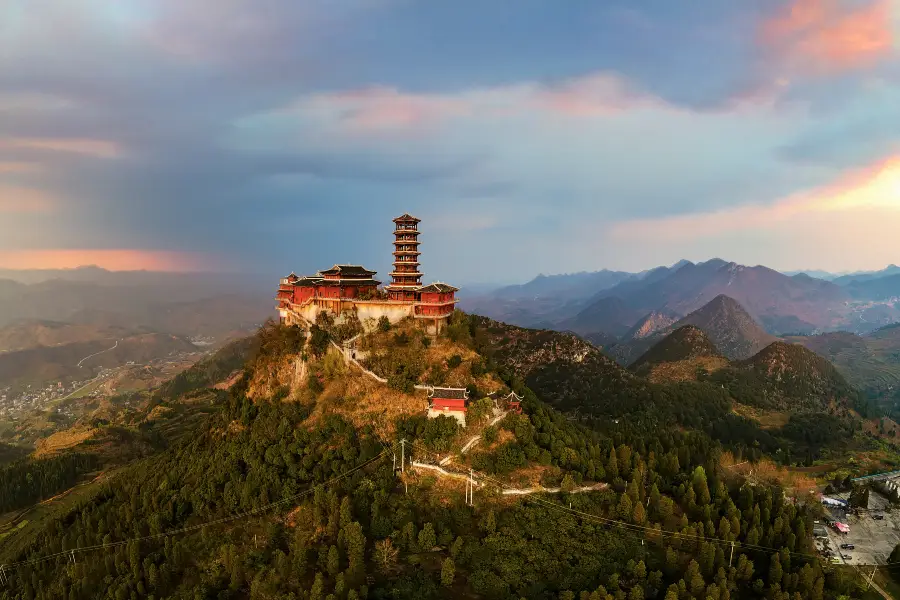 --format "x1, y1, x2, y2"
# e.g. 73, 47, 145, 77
410, 460, 607, 497
77, 340, 118, 368
440, 411, 509, 466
